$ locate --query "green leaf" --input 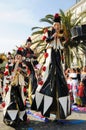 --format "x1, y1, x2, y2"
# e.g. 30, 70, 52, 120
32, 30, 43, 35
40, 18, 53, 25
31, 27, 43, 31
45, 14, 53, 19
